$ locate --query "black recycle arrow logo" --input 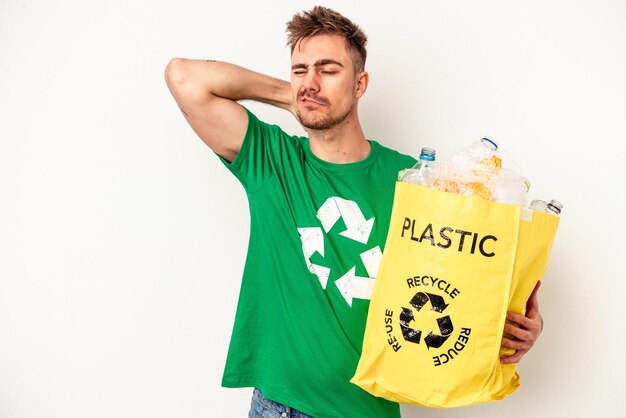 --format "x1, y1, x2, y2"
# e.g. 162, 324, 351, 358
399, 292, 454, 349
